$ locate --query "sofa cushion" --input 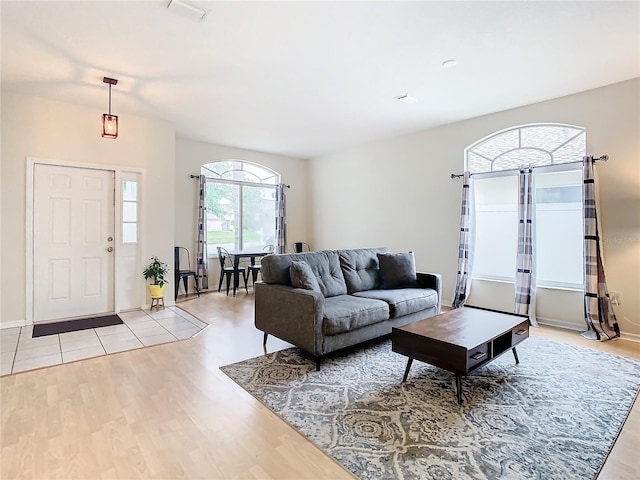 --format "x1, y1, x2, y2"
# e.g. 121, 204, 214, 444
310, 251, 348, 297
338, 247, 389, 293
261, 251, 323, 285
260, 250, 347, 297
322, 295, 390, 335
289, 261, 321, 292
353, 288, 438, 318
377, 252, 418, 288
